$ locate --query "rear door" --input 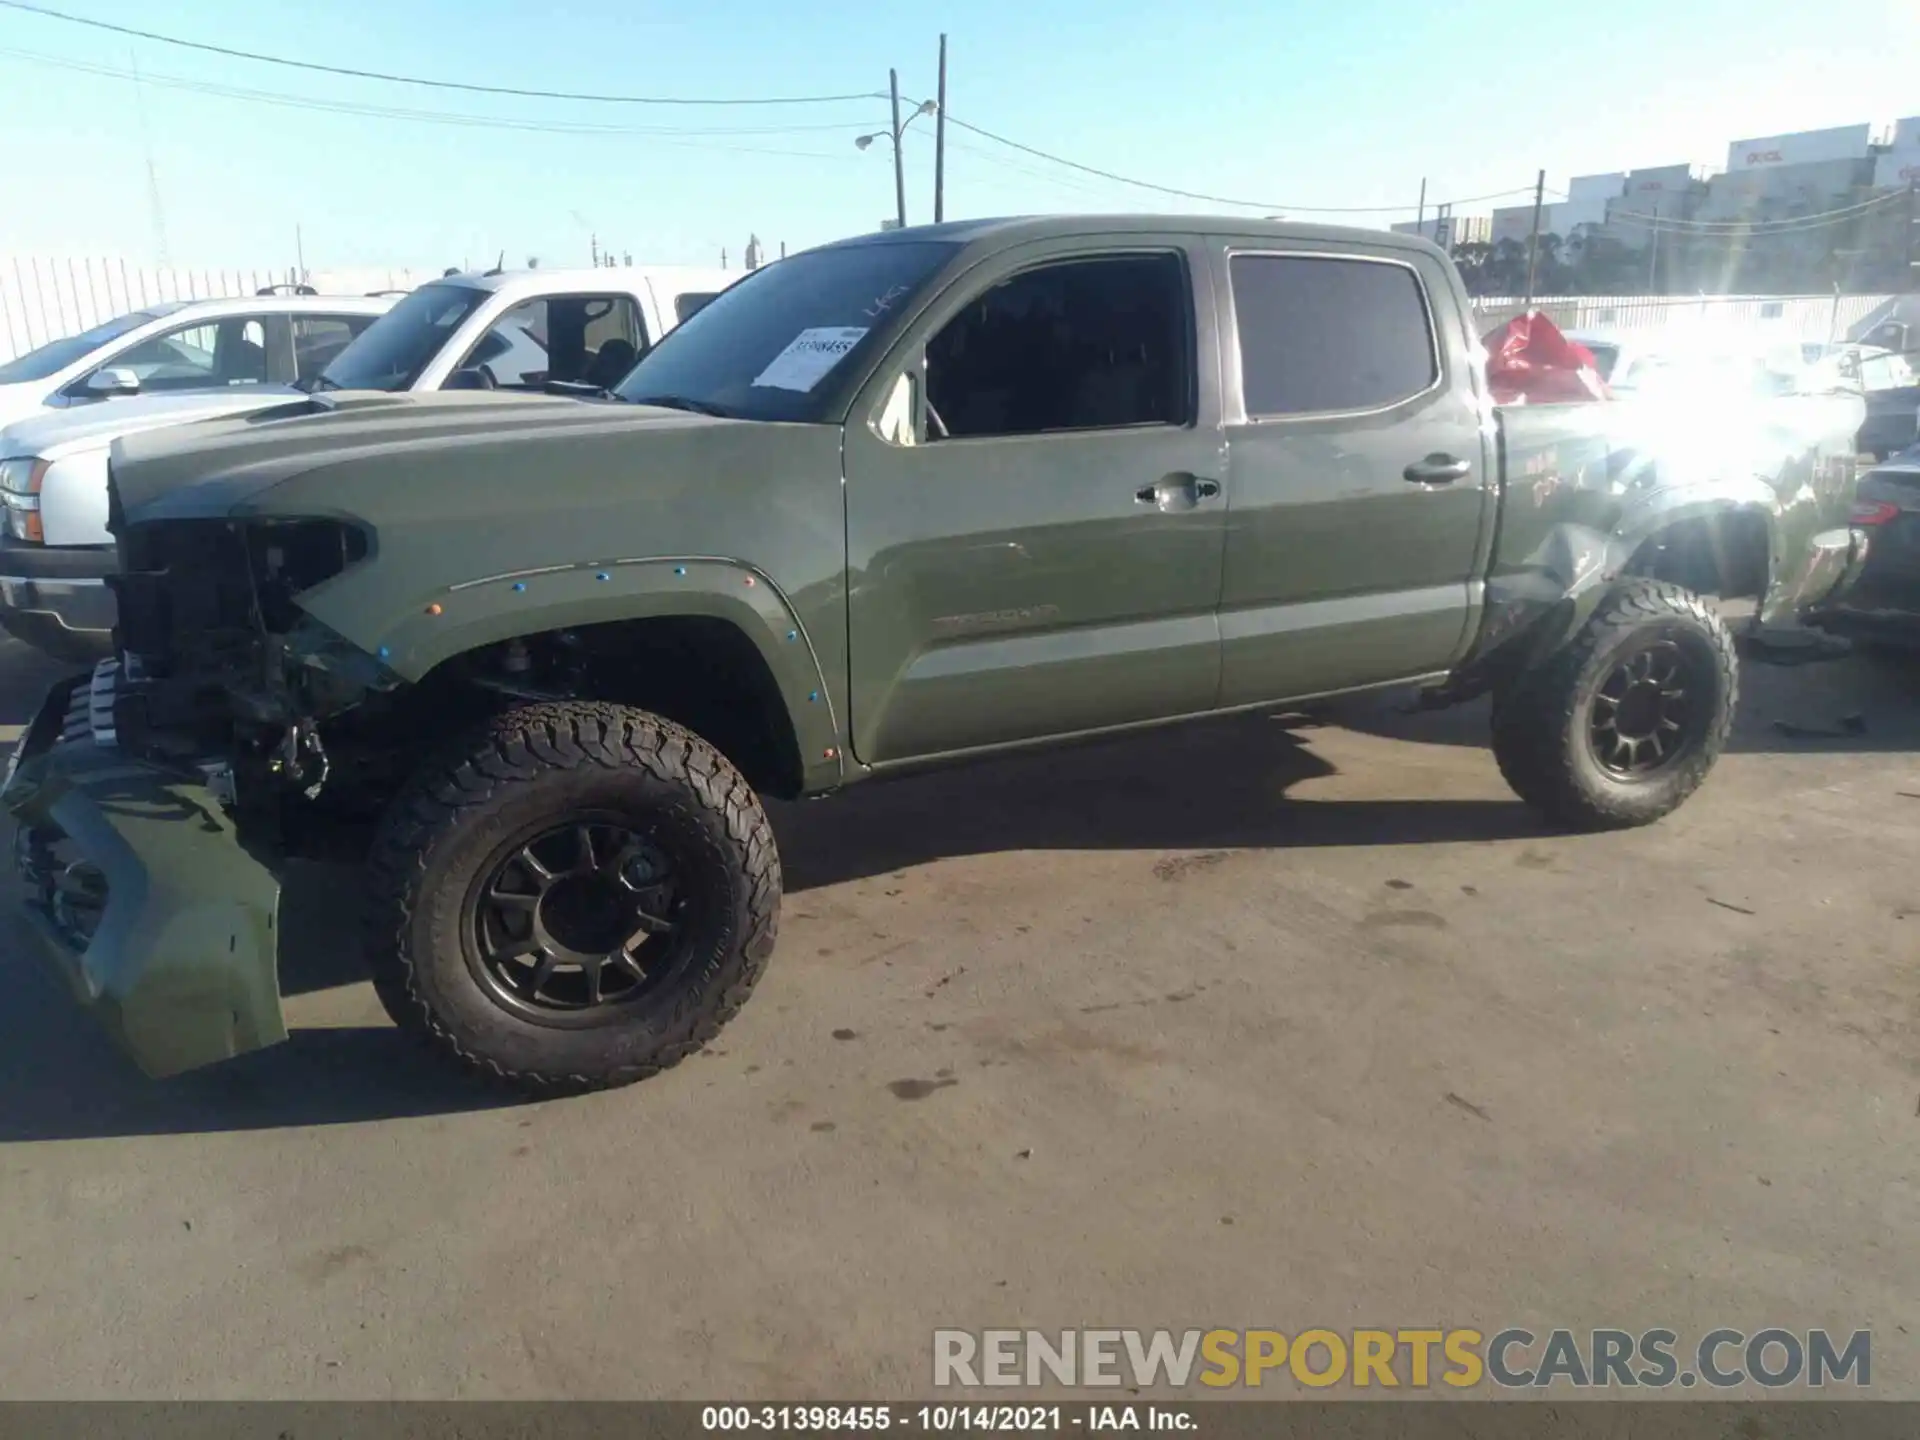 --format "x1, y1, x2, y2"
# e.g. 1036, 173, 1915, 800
1209, 241, 1493, 705
841, 238, 1228, 764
